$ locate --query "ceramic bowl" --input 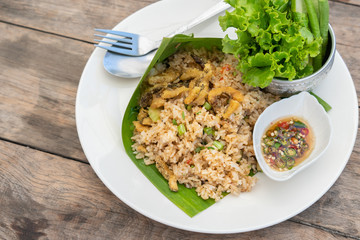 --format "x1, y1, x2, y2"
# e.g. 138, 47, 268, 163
253, 92, 332, 181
